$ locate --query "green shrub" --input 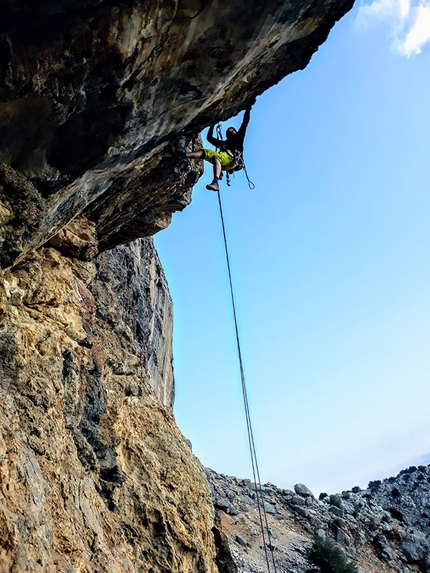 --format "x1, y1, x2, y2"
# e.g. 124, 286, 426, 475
368, 516, 380, 531
329, 495, 343, 509
368, 480, 382, 492
307, 537, 358, 573
330, 518, 345, 532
